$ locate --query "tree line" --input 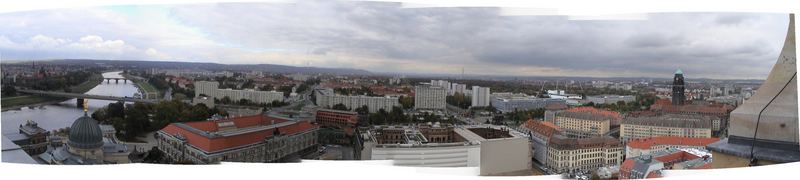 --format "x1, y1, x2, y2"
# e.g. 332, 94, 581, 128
91, 100, 226, 141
